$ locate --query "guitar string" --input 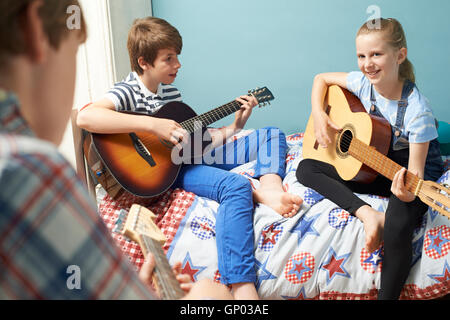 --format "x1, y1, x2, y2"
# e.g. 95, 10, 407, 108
335, 133, 450, 216
132, 102, 243, 149
144, 236, 183, 299
181, 101, 242, 134
137, 94, 270, 144
184, 100, 241, 126
180, 91, 273, 134
346, 136, 418, 190
338, 134, 419, 191
140, 217, 182, 293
